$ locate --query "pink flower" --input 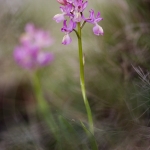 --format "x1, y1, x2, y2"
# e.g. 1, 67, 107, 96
61, 19, 76, 33
14, 23, 54, 69
53, 4, 74, 23
84, 9, 104, 35
73, 0, 88, 22
53, 0, 104, 45
61, 19, 76, 45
